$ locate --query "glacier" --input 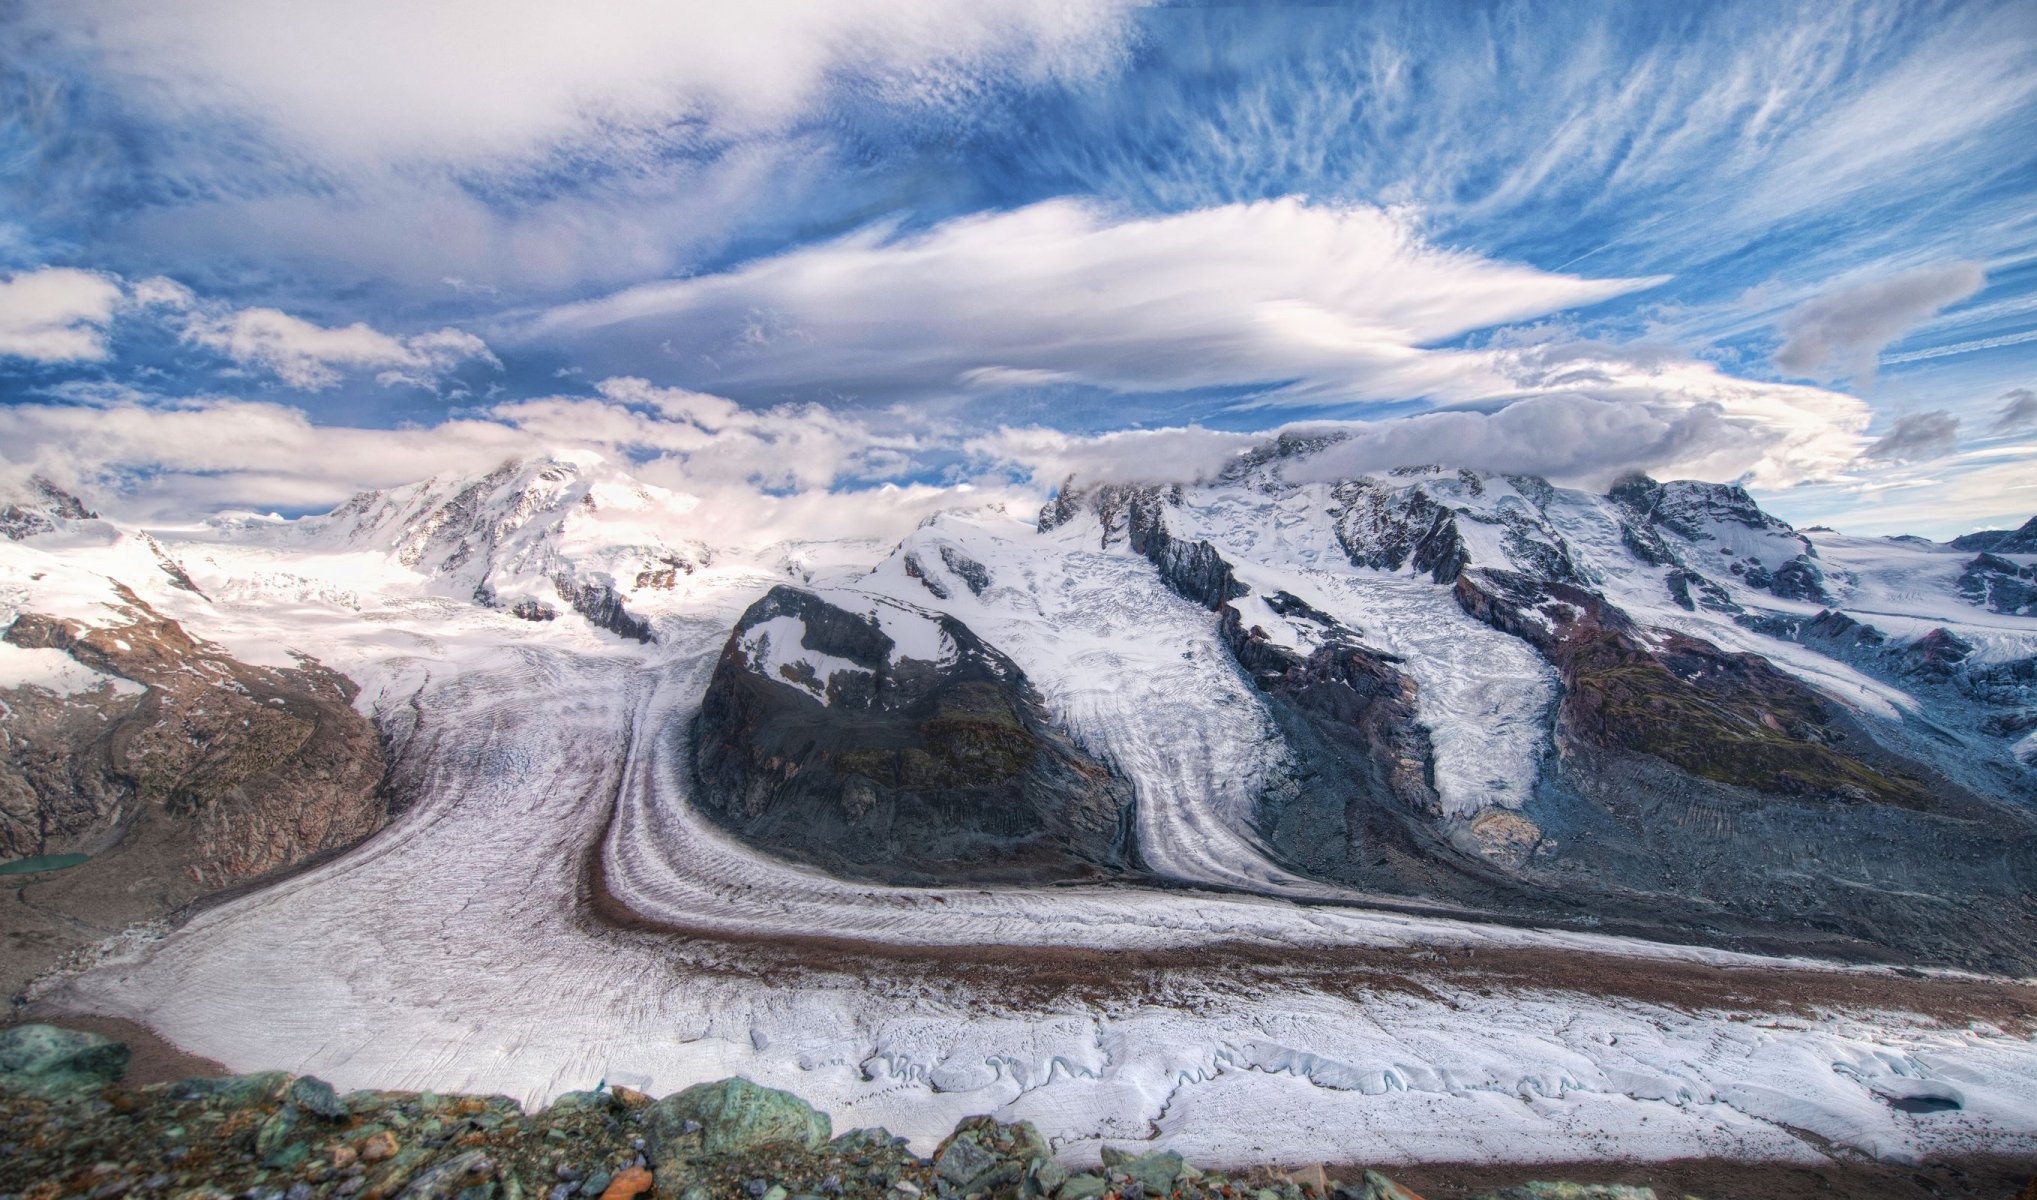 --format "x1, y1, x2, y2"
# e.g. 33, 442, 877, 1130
5, 450, 2036, 1168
